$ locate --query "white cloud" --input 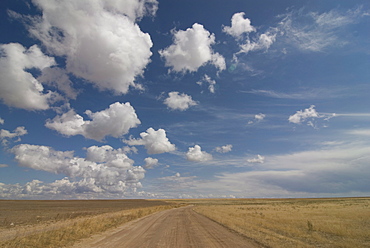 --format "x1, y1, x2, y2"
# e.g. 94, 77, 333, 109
0, 43, 58, 110
38, 67, 78, 99
247, 154, 265, 163
124, 128, 176, 154
240, 31, 277, 53
223, 12, 256, 38
164, 91, 197, 111
18, 0, 155, 94
255, 113, 266, 121
215, 144, 233, 153
214, 143, 370, 197
159, 23, 226, 72
144, 157, 158, 169
0, 118, 4, 125
10, 144, 145, 195
288, 105, 319, 124
197, 75, 217, 93
46, 102, 141, 141
278, 7, 366, 52
86, 145, 134, 169
0, 126, 27, 146
348, 129, 370, 136
186, 145, 213, 162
